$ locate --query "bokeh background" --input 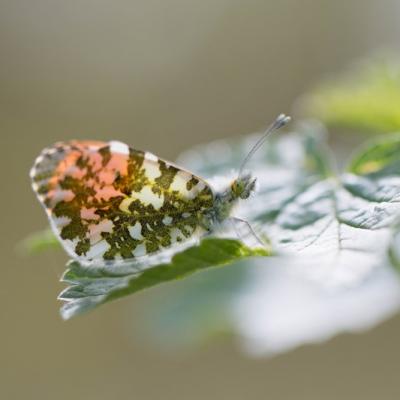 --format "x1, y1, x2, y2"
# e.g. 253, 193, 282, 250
2, 1, 400, 399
